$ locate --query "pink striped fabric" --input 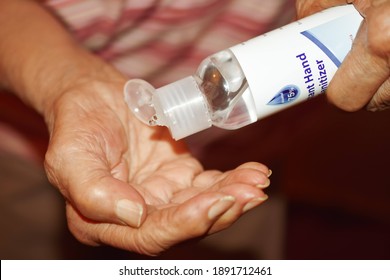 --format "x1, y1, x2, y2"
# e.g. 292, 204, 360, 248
0, 0, 296, 161
45, 0, 295, 86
